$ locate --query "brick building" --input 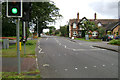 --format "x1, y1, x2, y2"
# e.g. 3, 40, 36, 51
68, 13, 119, 38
